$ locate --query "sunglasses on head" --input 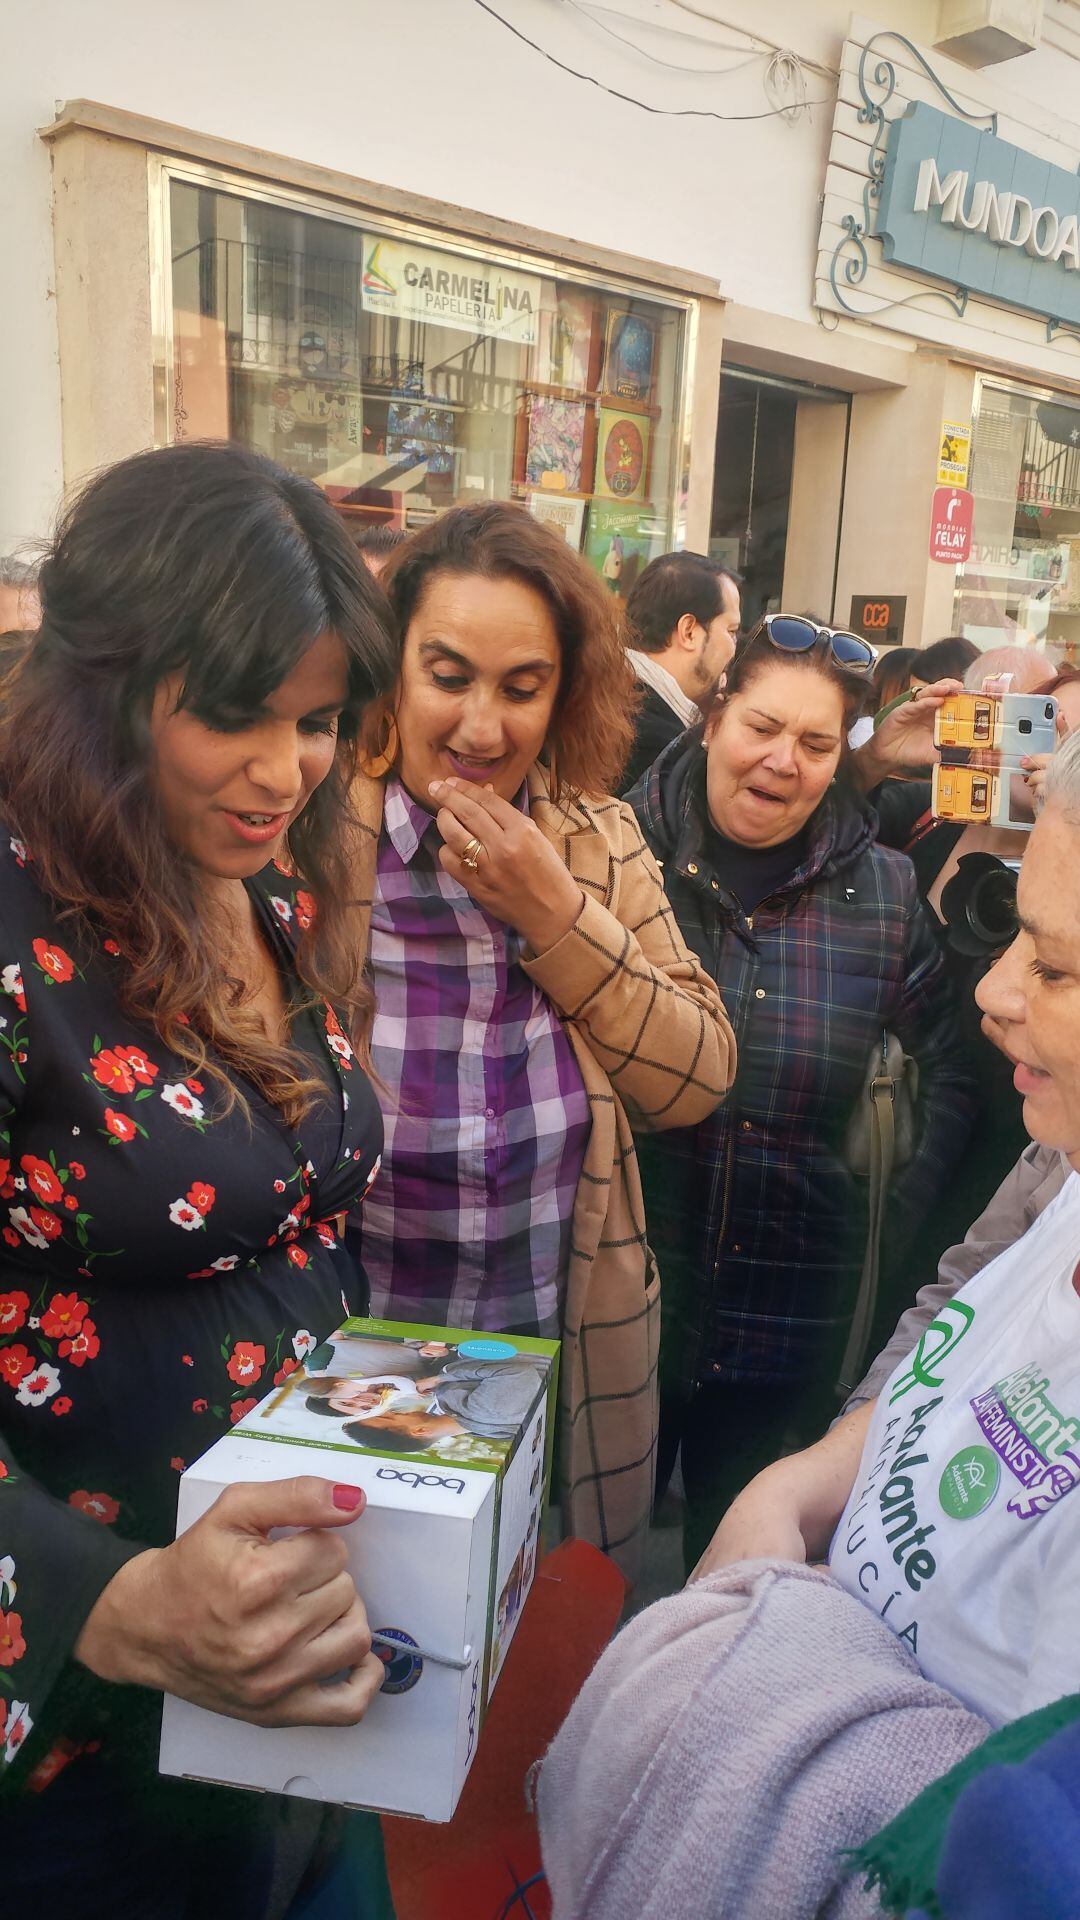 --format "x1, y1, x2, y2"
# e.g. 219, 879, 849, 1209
740, 614, 875, 672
